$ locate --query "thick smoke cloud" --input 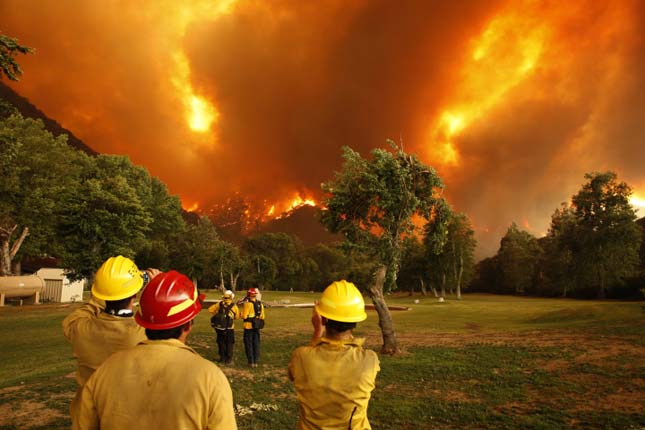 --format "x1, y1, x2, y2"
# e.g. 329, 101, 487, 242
2, 0, 644, 257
